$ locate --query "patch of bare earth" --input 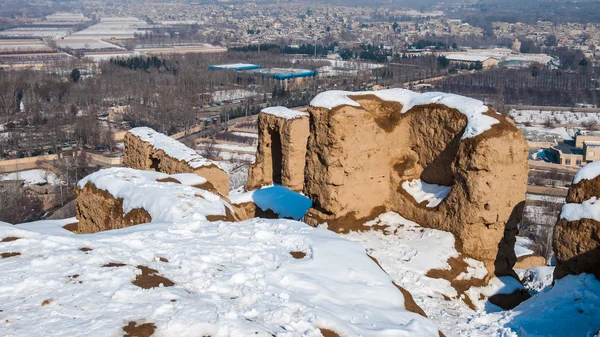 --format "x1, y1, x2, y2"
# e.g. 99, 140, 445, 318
122, 321, 156, 337
290, 251, 306, 259
425, 256, 488, 310
41, 299, 54, 306
62, 222, 79, 233
103, 263, 126, 267
79, 247, 93, 252
132, 266, 174, 289
319, 328, 340, 337
1, 236, 20, 242
1, 252, 20, 258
